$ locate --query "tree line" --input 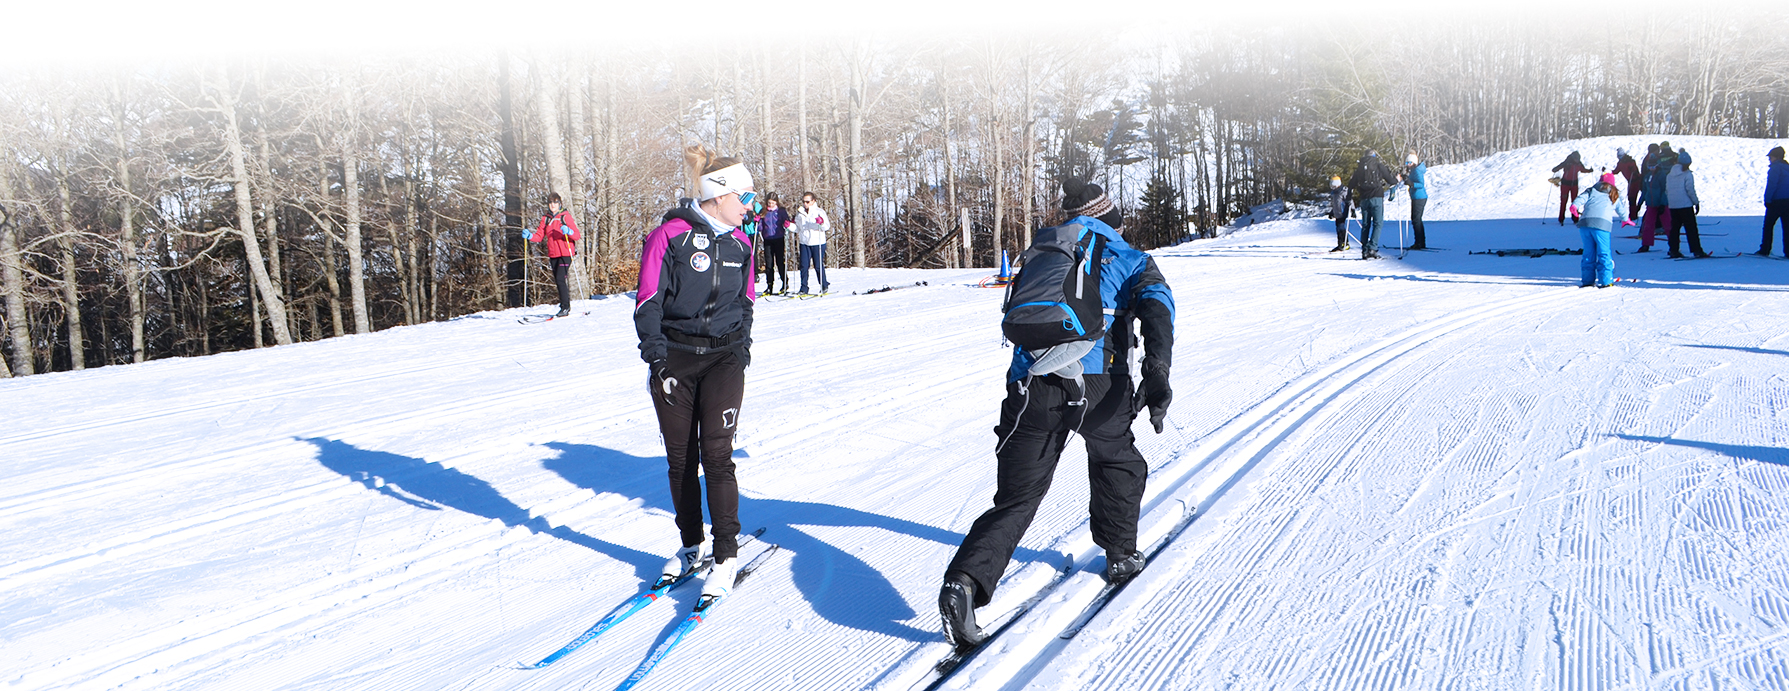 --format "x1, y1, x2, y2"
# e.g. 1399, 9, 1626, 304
2, 15, 1783, 377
